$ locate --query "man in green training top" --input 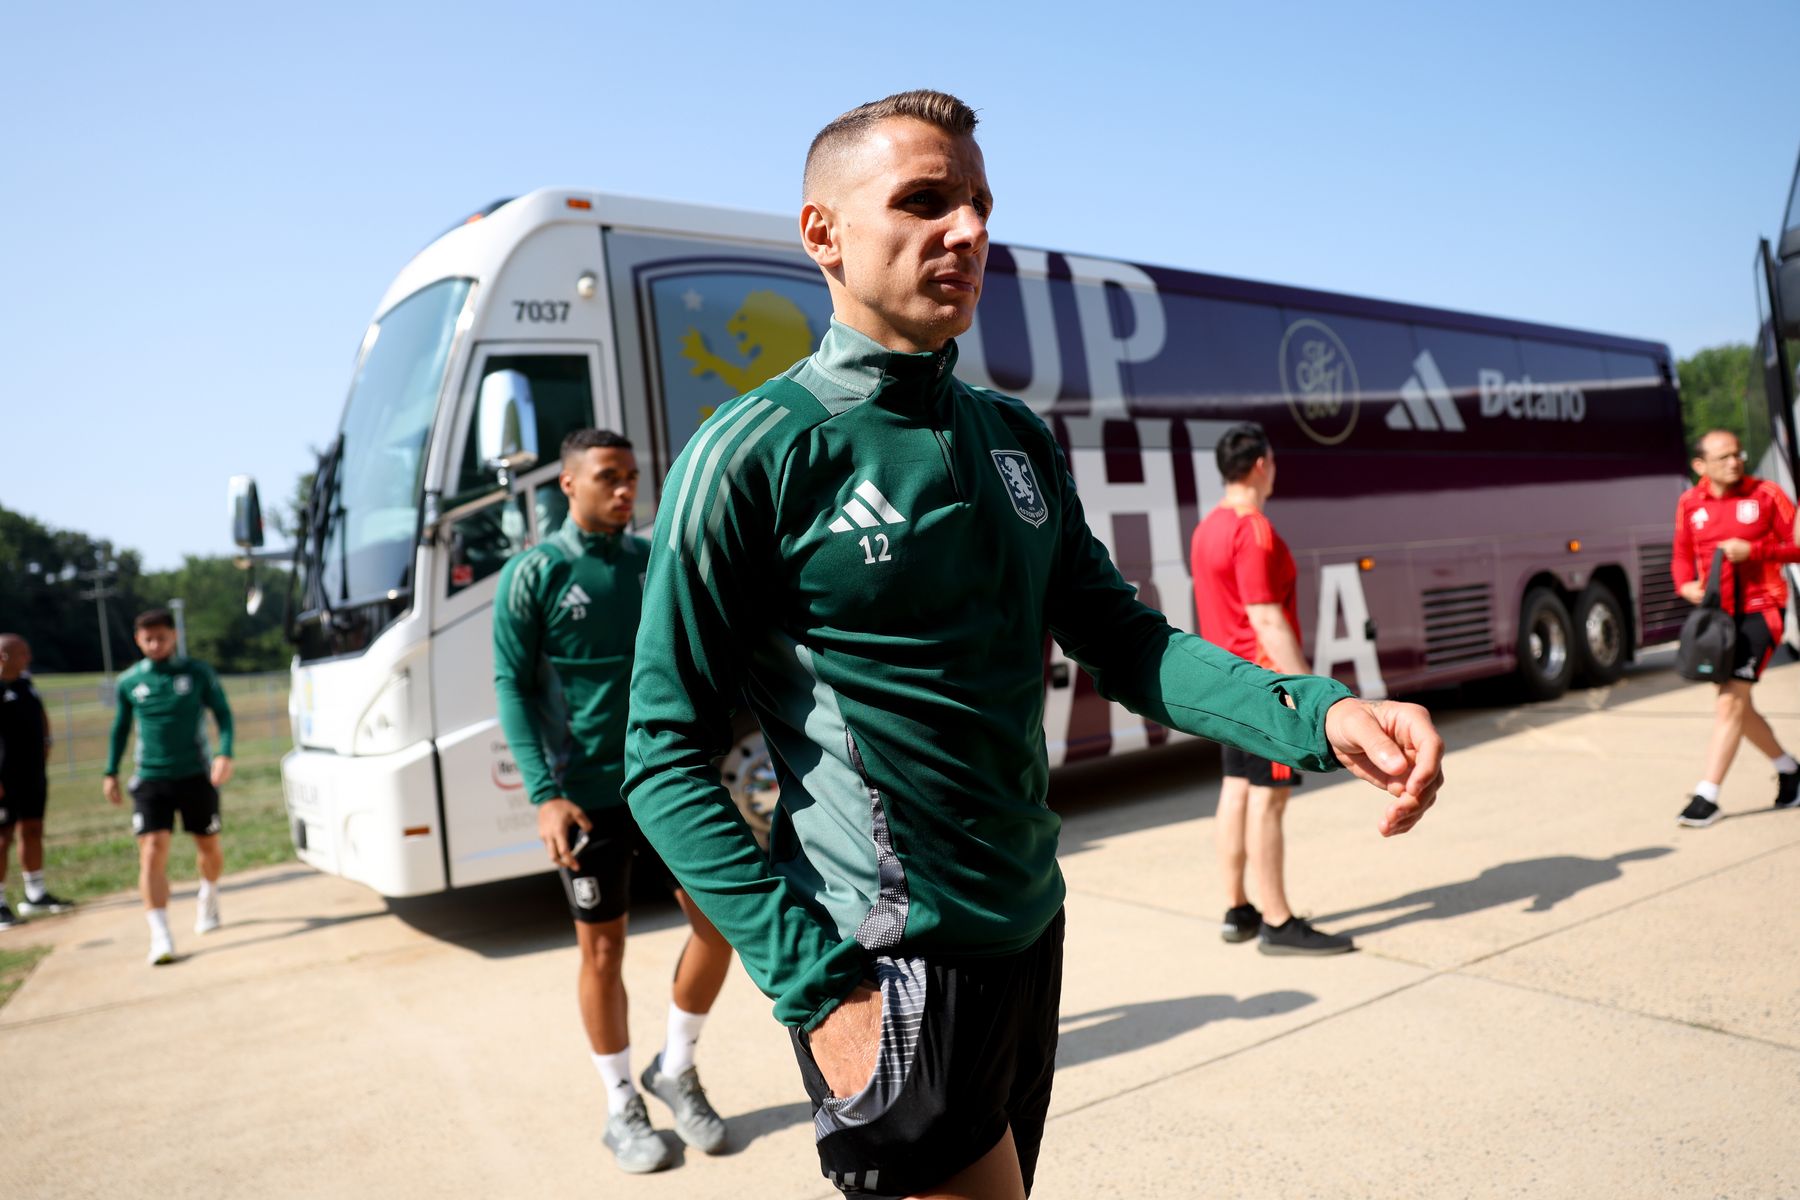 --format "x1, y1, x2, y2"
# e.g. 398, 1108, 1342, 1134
624, 90, 1445, 1199
103, 608, 234, 965
493, 428, 735, 1175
